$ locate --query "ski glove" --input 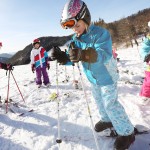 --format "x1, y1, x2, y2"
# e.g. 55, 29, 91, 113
46, 62, 50, 70
0, 63, 13, 70
31, 64, 35, 73
69, 47, 98, 63
50, 46, 69, 65
144, 54, 150, 63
